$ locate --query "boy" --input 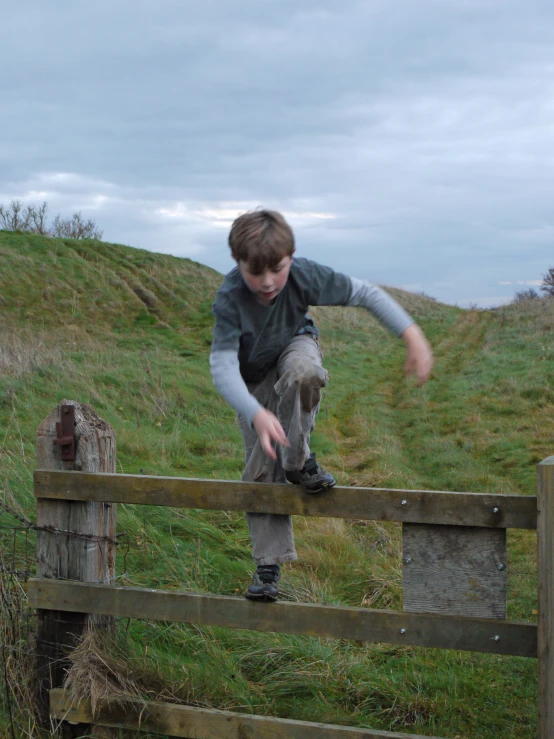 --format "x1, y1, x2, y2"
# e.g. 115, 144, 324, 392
210, 210, 433, 602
